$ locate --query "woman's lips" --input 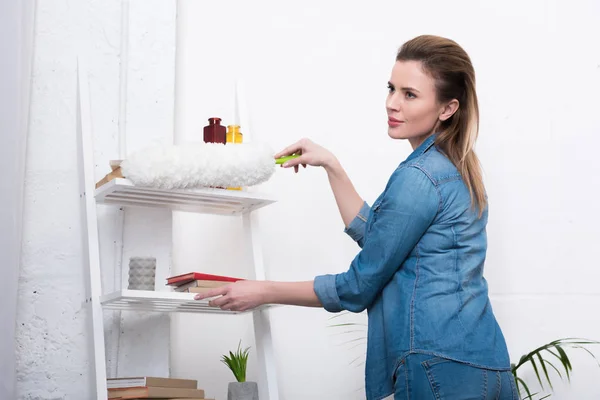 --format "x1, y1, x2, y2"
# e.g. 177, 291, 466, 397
388, 117, 404, 127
